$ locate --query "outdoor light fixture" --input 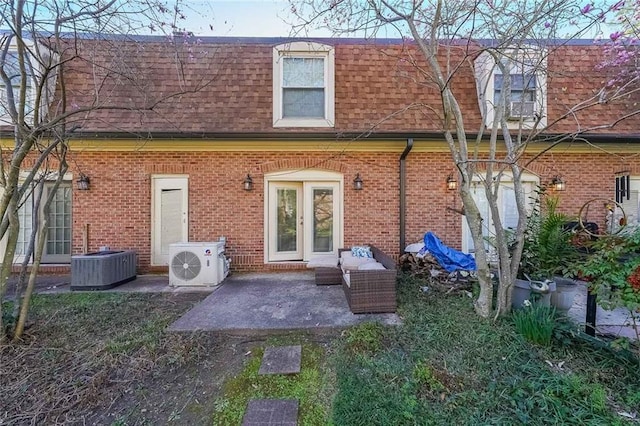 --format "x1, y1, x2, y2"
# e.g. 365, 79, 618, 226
552, 176, 566, 191
353, 173, 363, 190
446, 174, 457, 190
243, 174, 254, 191
76, 174, 90, 191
